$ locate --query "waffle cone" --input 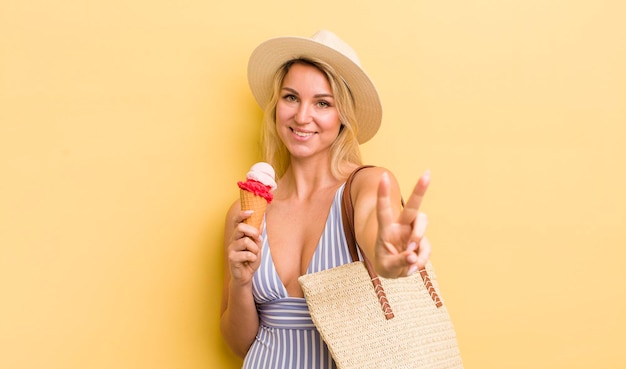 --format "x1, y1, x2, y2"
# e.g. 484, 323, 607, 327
240, 189, 268, 230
